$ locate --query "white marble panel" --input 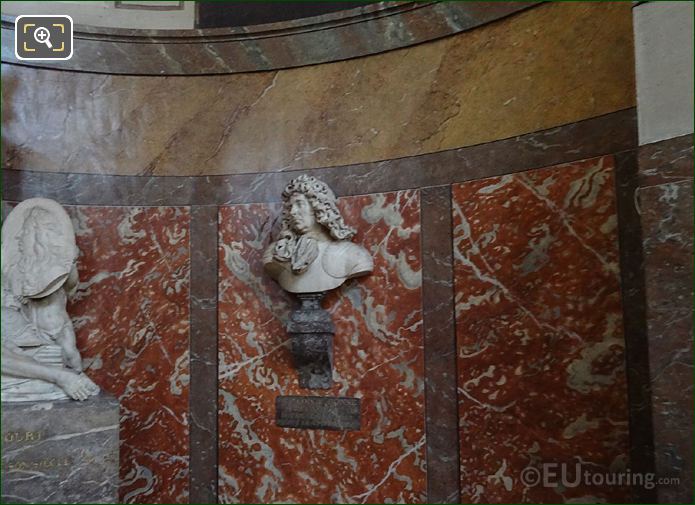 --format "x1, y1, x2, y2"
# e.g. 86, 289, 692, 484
634, 1, 694, 145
